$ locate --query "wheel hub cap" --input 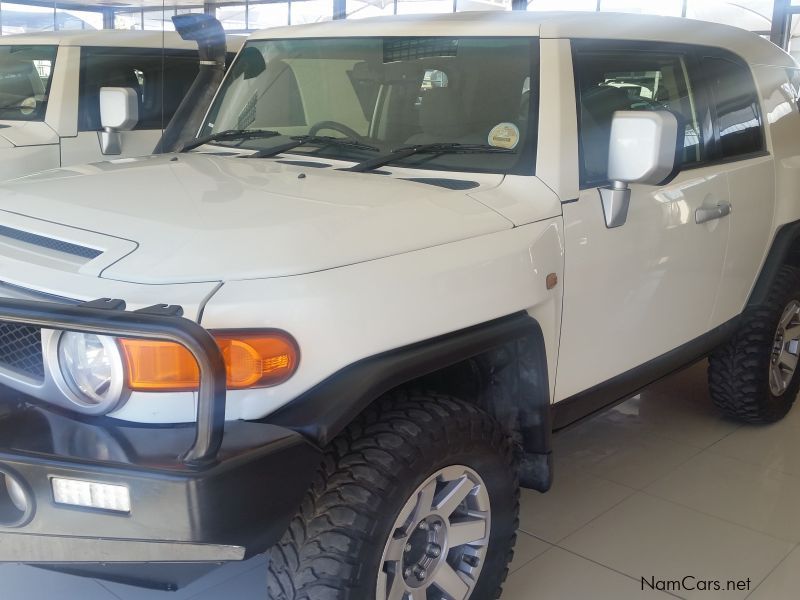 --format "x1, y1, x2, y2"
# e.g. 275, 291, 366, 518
377, 465, 491, 600
402, 516, 446, 587
770, 300, 800, 396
